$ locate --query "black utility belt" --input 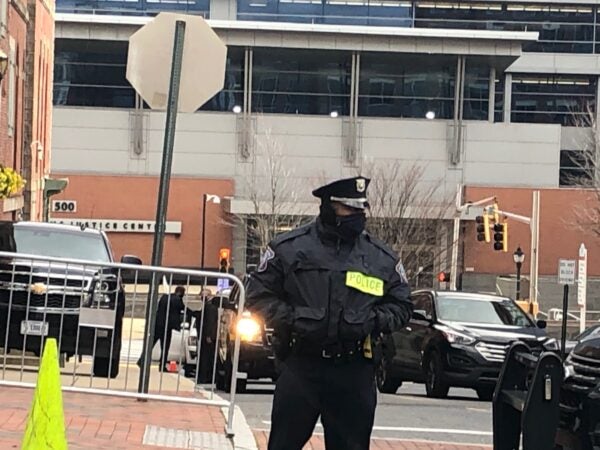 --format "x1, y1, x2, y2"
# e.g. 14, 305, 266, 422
290, 339, 365, 361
